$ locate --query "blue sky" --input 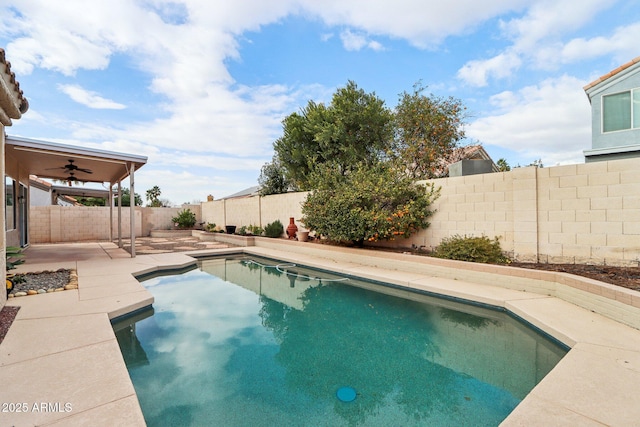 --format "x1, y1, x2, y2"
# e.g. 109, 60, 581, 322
1, 0, 639, 205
